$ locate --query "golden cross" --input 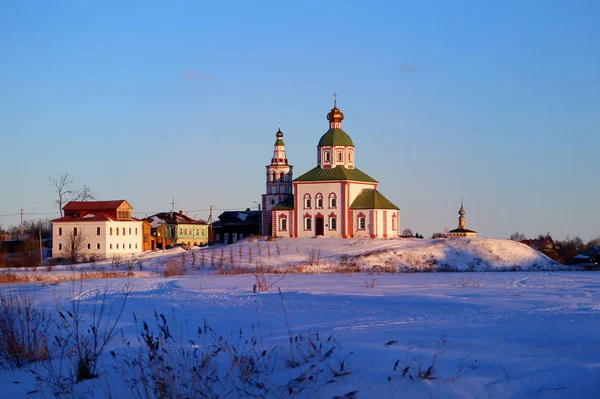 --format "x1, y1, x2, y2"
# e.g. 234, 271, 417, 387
333, 92, 337, 107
